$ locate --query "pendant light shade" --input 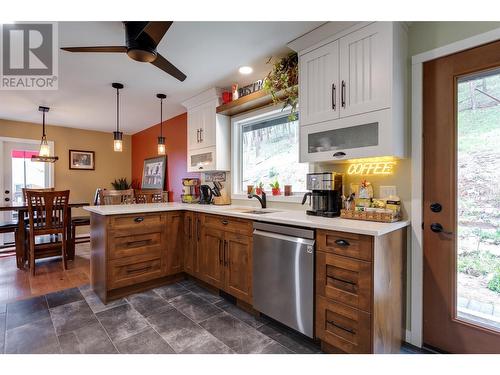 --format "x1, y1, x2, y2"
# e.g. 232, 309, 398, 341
112, 82, 124, 152
32, 106, 58, 163
157, 93, 167, 155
